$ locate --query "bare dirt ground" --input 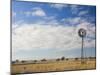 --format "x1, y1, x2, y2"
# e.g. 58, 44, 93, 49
11, 59, 96, 74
